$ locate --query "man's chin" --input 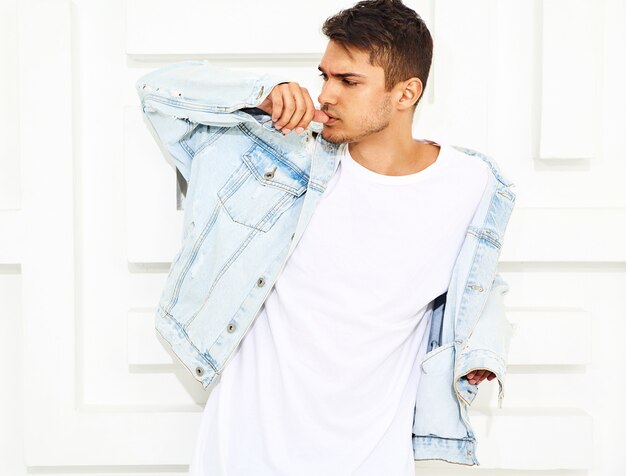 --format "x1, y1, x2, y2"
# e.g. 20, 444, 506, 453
321, 127, 349, 144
